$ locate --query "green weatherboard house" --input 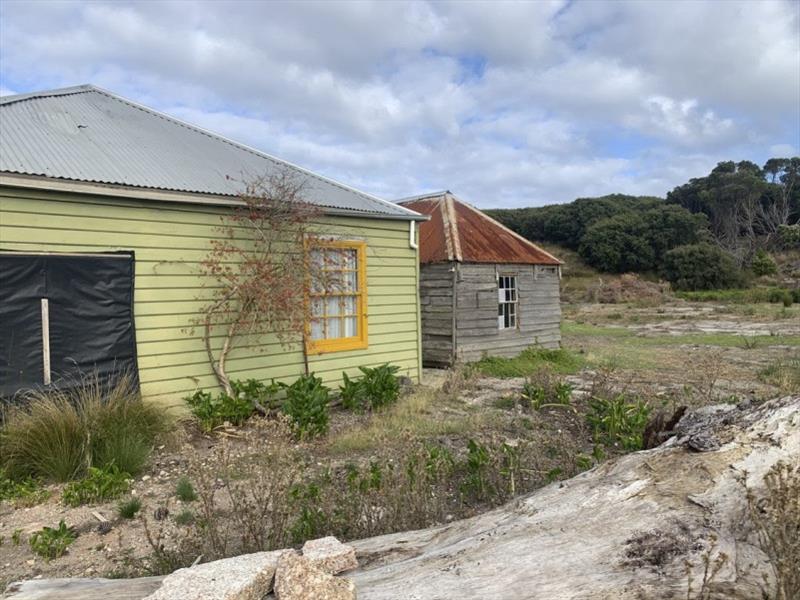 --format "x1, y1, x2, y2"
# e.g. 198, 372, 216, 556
0, 85, 426, 406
